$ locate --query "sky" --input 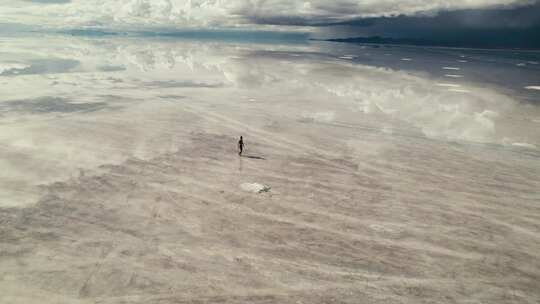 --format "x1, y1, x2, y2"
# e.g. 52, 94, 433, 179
1, 0, 539, 48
